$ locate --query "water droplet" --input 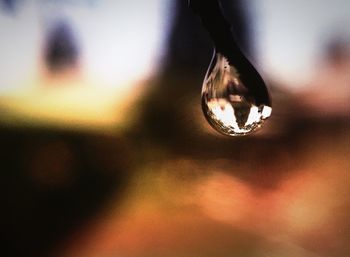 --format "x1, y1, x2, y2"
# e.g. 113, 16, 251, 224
201, 51, 272, 136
